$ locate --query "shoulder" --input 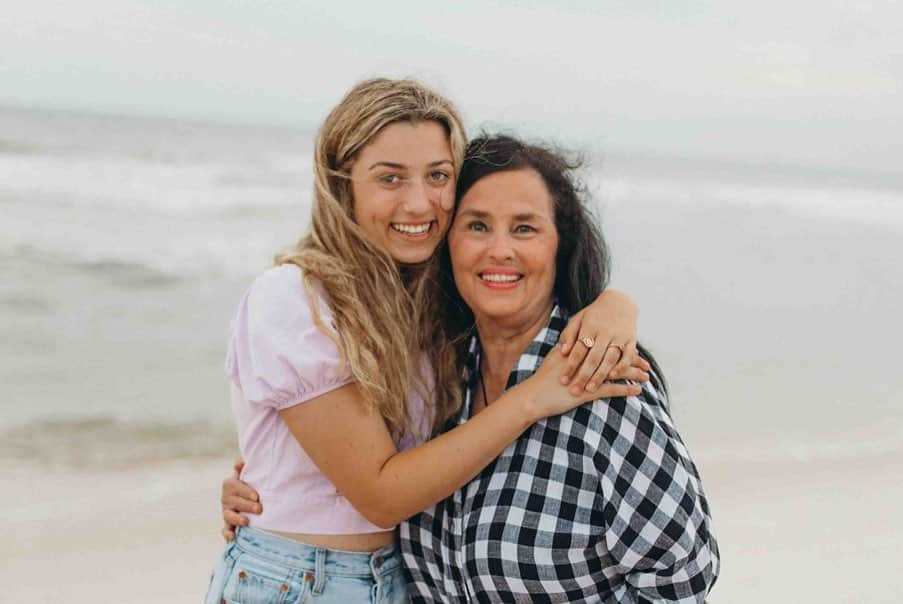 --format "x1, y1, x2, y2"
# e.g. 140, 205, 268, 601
227, 264, 351, 406
244, 263, 332, 328
586, 367, 677, 452
249, 263, 304, 304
